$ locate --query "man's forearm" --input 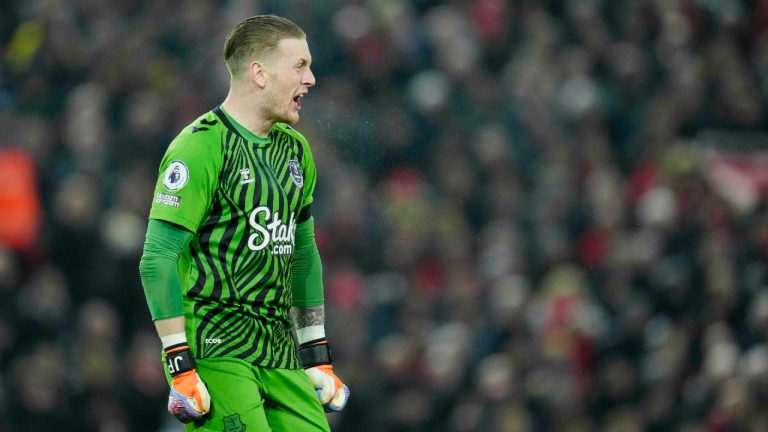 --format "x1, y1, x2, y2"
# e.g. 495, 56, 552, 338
291, 305, 325, 327
139, 219, 194, 321
290, 218, 325, 307
155, 316, 186, 338
154, 316, 188, 349
291, 305, 325, 344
